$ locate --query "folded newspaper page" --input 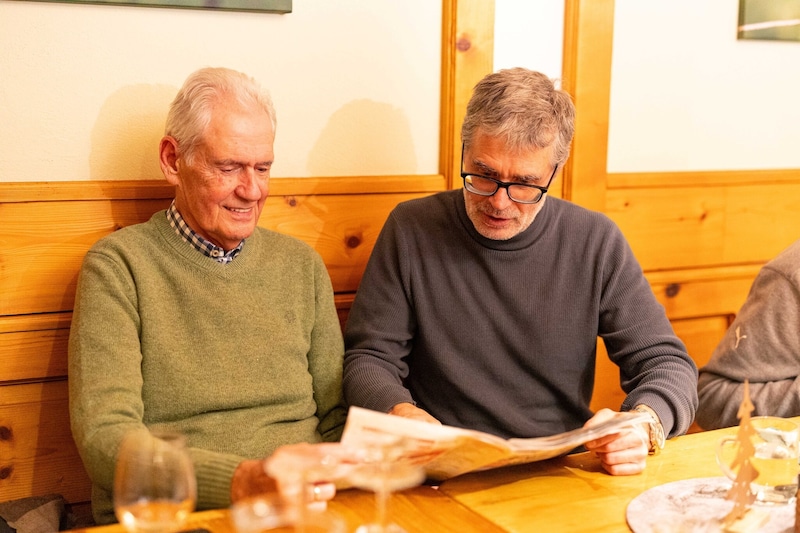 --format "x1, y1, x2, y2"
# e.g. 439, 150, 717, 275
340, 406, 651, 480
